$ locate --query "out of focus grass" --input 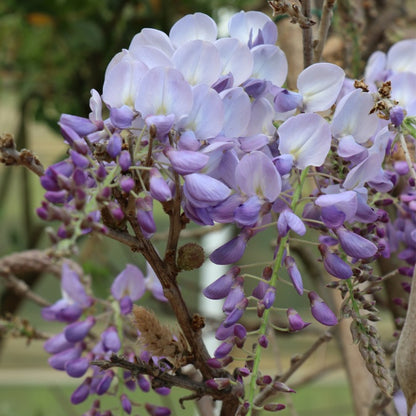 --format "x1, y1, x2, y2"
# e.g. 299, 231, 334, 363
0, 381, 352, 416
